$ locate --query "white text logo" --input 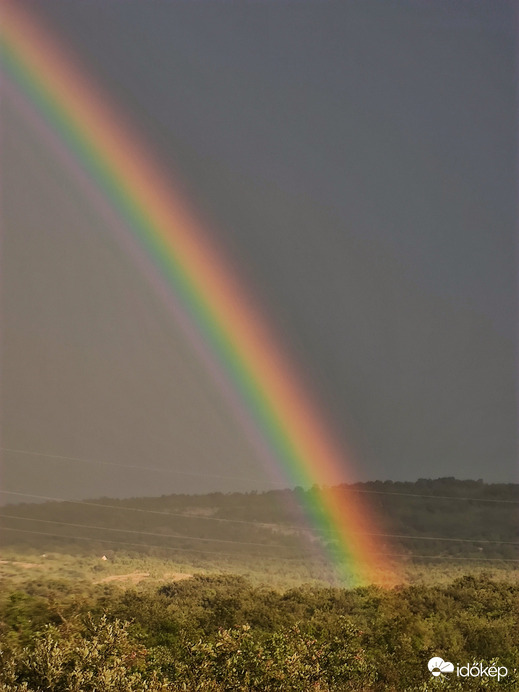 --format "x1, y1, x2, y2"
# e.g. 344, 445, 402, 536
428, 656, 508, 681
